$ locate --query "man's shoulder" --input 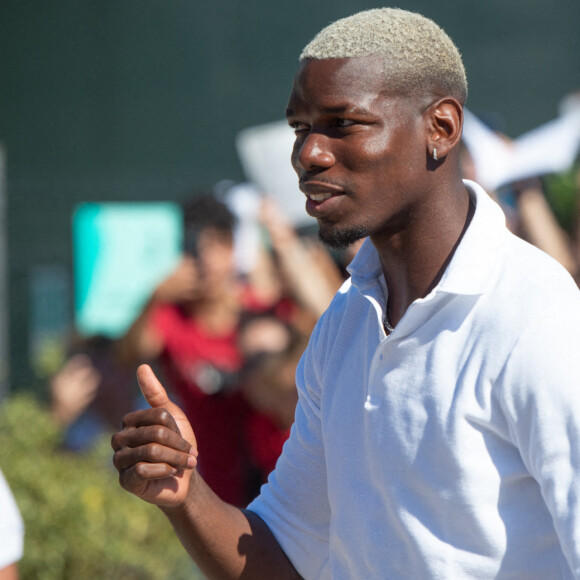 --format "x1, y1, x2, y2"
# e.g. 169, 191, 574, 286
486, 231, 580, 341
308, 274, 371, 348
